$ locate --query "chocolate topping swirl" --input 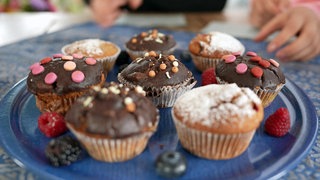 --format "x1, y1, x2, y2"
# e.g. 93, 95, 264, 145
126, 29, 176, 51
215, 54, 286, 90
119, 53, 195, 87
65, 82, 159, 138
27, 55, 104, 95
